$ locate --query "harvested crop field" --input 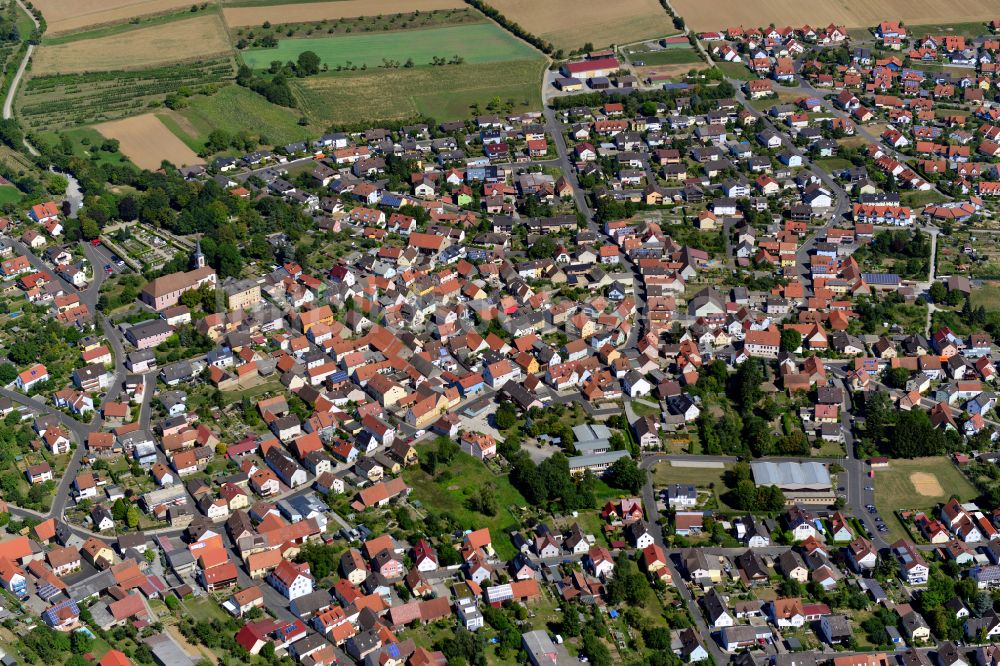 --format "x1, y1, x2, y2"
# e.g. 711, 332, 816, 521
293, 59, 544, 126
489, 0, 674, 51
31, 14, 233, 74
96, 113, 201, 169
33, 0, 199, 35
241, 23, 540, 70
673, 0, 1000, 31
222, 0, 465, 27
